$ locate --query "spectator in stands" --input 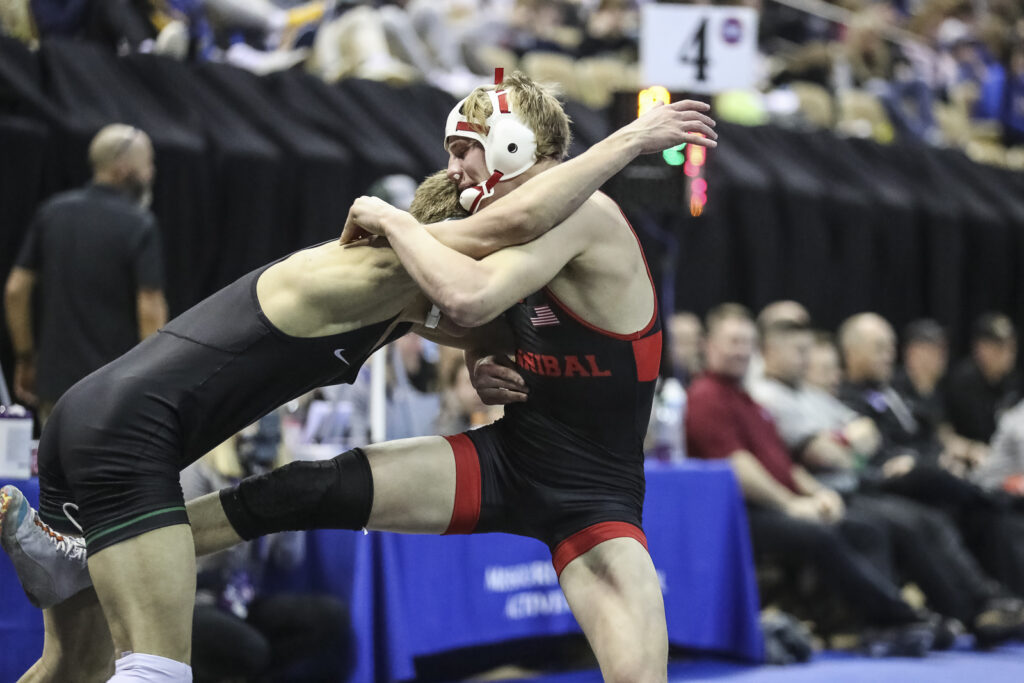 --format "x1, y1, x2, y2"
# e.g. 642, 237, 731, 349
436, 346, 502, 435
686, 303, 935, 655
805, 332, 844, 397
751, 320, 878, 474
505, 0, 582, 57
948, 16, 1009, 126
838, 313, 946, 477
974, 399, 1024, 596
644, 311, 702, 461
4, 124, 167, 423
892, 319, 948, 439
976, 398, 1024, 499
894, 319, 987, 478
309, 4, 422, 85
373, 0, 481, 95
668, 310, 703, 386
577, 0, 638, 61
387, 334, 444, 439
752, 317, 1024, 643
844, 3, 939, 142
946, 313, 1020, 445
758, 300, 811, 329
838, 312, 1024, 596
205, 0, 324, 74
747, 299, 810, 387
183, 412, 352, 683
